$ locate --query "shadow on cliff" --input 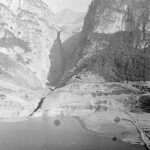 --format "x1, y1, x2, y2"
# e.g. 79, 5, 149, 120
54, 30, 149, 88
47, 32, 81, 86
